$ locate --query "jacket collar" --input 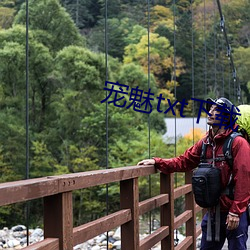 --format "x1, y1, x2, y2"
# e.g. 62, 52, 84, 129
206, 124, 238, 144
